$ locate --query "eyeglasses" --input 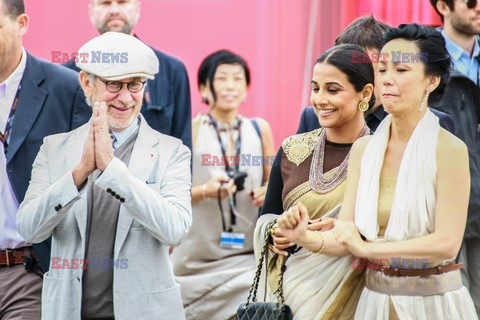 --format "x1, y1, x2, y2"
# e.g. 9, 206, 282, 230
98, 78, 146, 93
460, 0, 478, 9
